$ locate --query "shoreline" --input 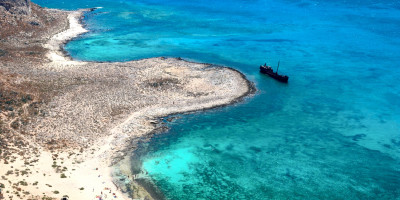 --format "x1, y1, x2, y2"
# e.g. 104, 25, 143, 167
43, 9, 91, 64
60, 9, 256, 200
0, 5, 255, 200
